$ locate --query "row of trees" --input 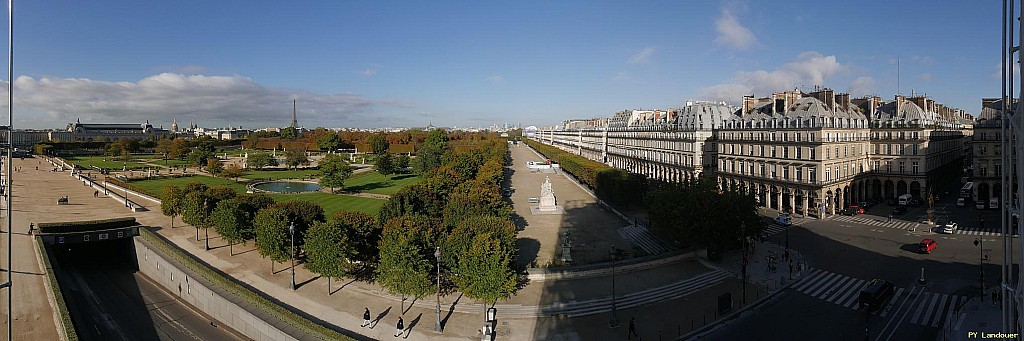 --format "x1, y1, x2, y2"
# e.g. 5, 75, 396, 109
647, 179, 765, 258
524, 138, 645, 206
